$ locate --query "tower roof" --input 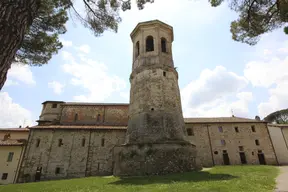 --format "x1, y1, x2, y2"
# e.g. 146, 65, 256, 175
130, 19, 174, 41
